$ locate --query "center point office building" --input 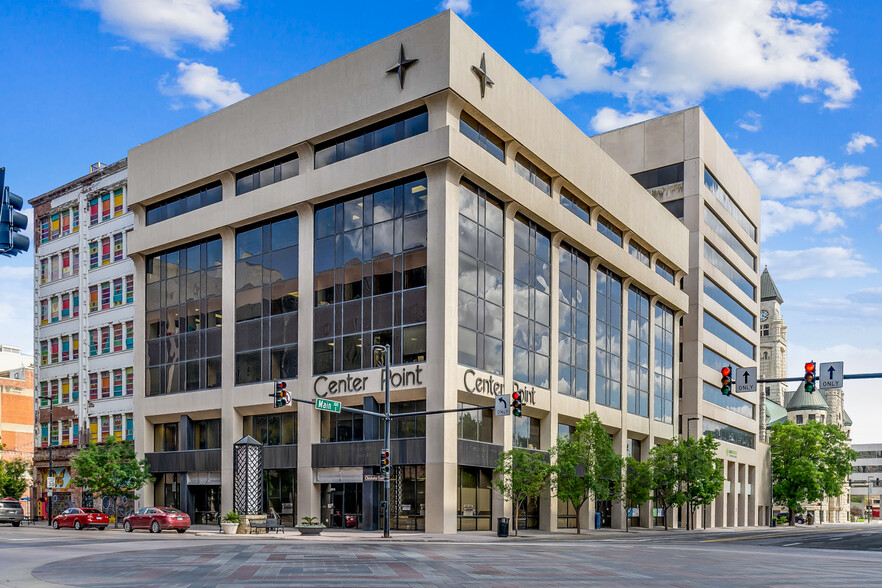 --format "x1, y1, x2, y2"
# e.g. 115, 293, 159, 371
128, 11, 704, 533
